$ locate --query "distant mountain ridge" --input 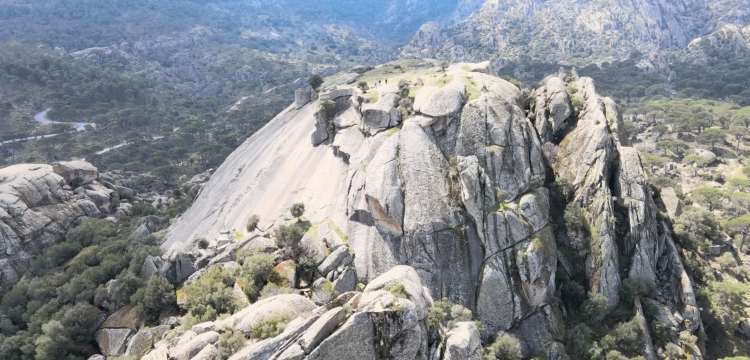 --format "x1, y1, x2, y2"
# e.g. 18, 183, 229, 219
402, 0, 750, 66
